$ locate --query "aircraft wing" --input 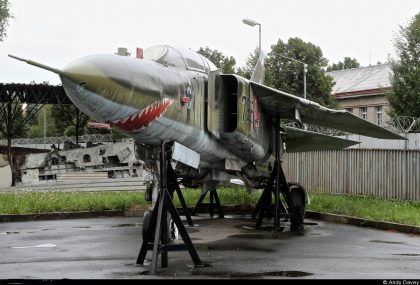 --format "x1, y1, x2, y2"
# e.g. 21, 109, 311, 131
250, 82, 405, 140
284, 127, 359, 152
